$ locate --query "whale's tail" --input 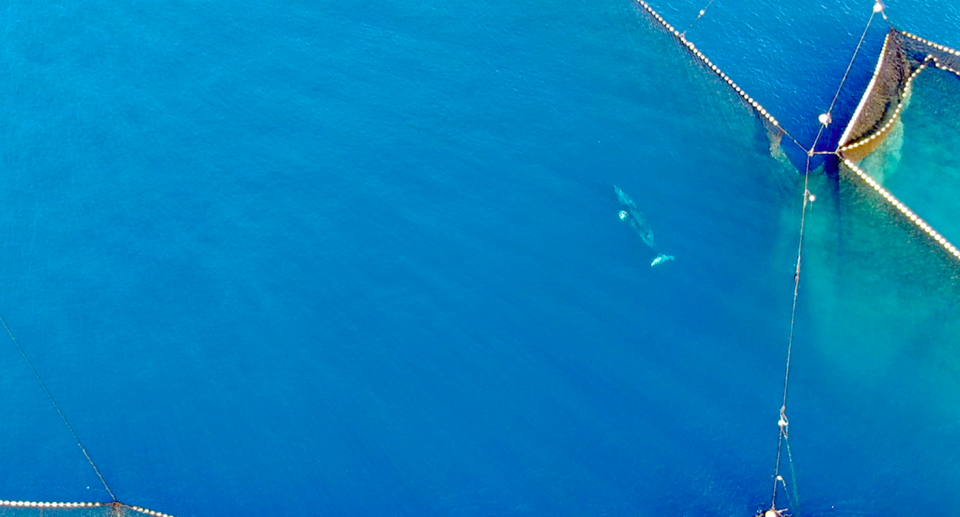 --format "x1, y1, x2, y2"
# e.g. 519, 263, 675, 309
650, 253, 675, 267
